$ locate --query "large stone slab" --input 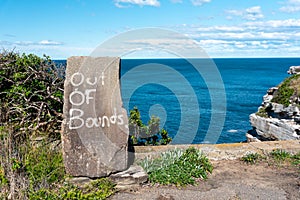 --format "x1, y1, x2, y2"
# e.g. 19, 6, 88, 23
62, 56, 129, 177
